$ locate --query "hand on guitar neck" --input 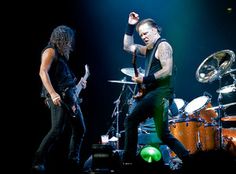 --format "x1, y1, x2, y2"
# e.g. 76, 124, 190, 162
132, 50, 146, 99
62, 64, 90, 117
